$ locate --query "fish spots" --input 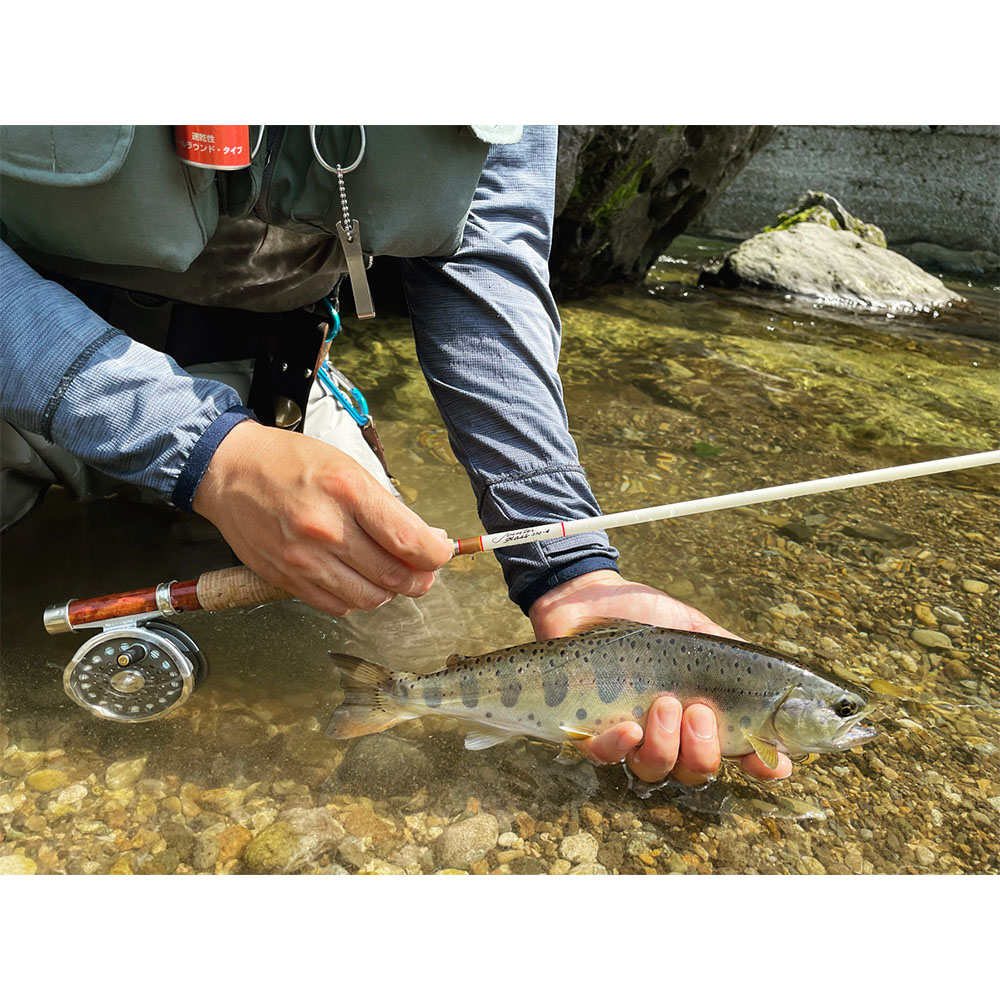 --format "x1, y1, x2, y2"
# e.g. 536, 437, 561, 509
501, 680, 521, 708
594, 661, 625, 703
740, 715, 751, 729
528, 713, 534, 721
728, 724, 735, 733
633, 672, 649, 694
543, 667, 569, 707
423, 679, 443, 709
460, 671, 479, 709
632, 705, 643, 719
576, 708, 587, 720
